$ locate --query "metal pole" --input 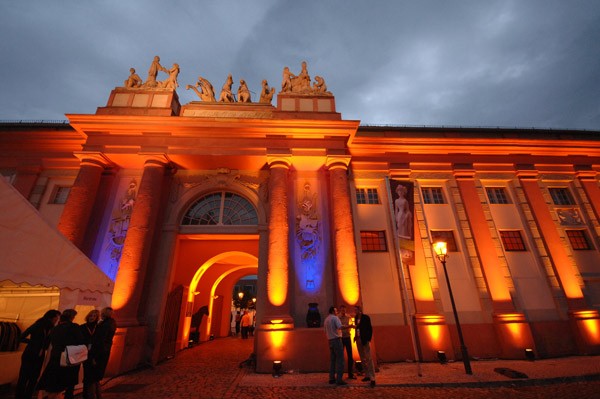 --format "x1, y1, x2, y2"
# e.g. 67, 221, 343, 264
440, 257, 472, 375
